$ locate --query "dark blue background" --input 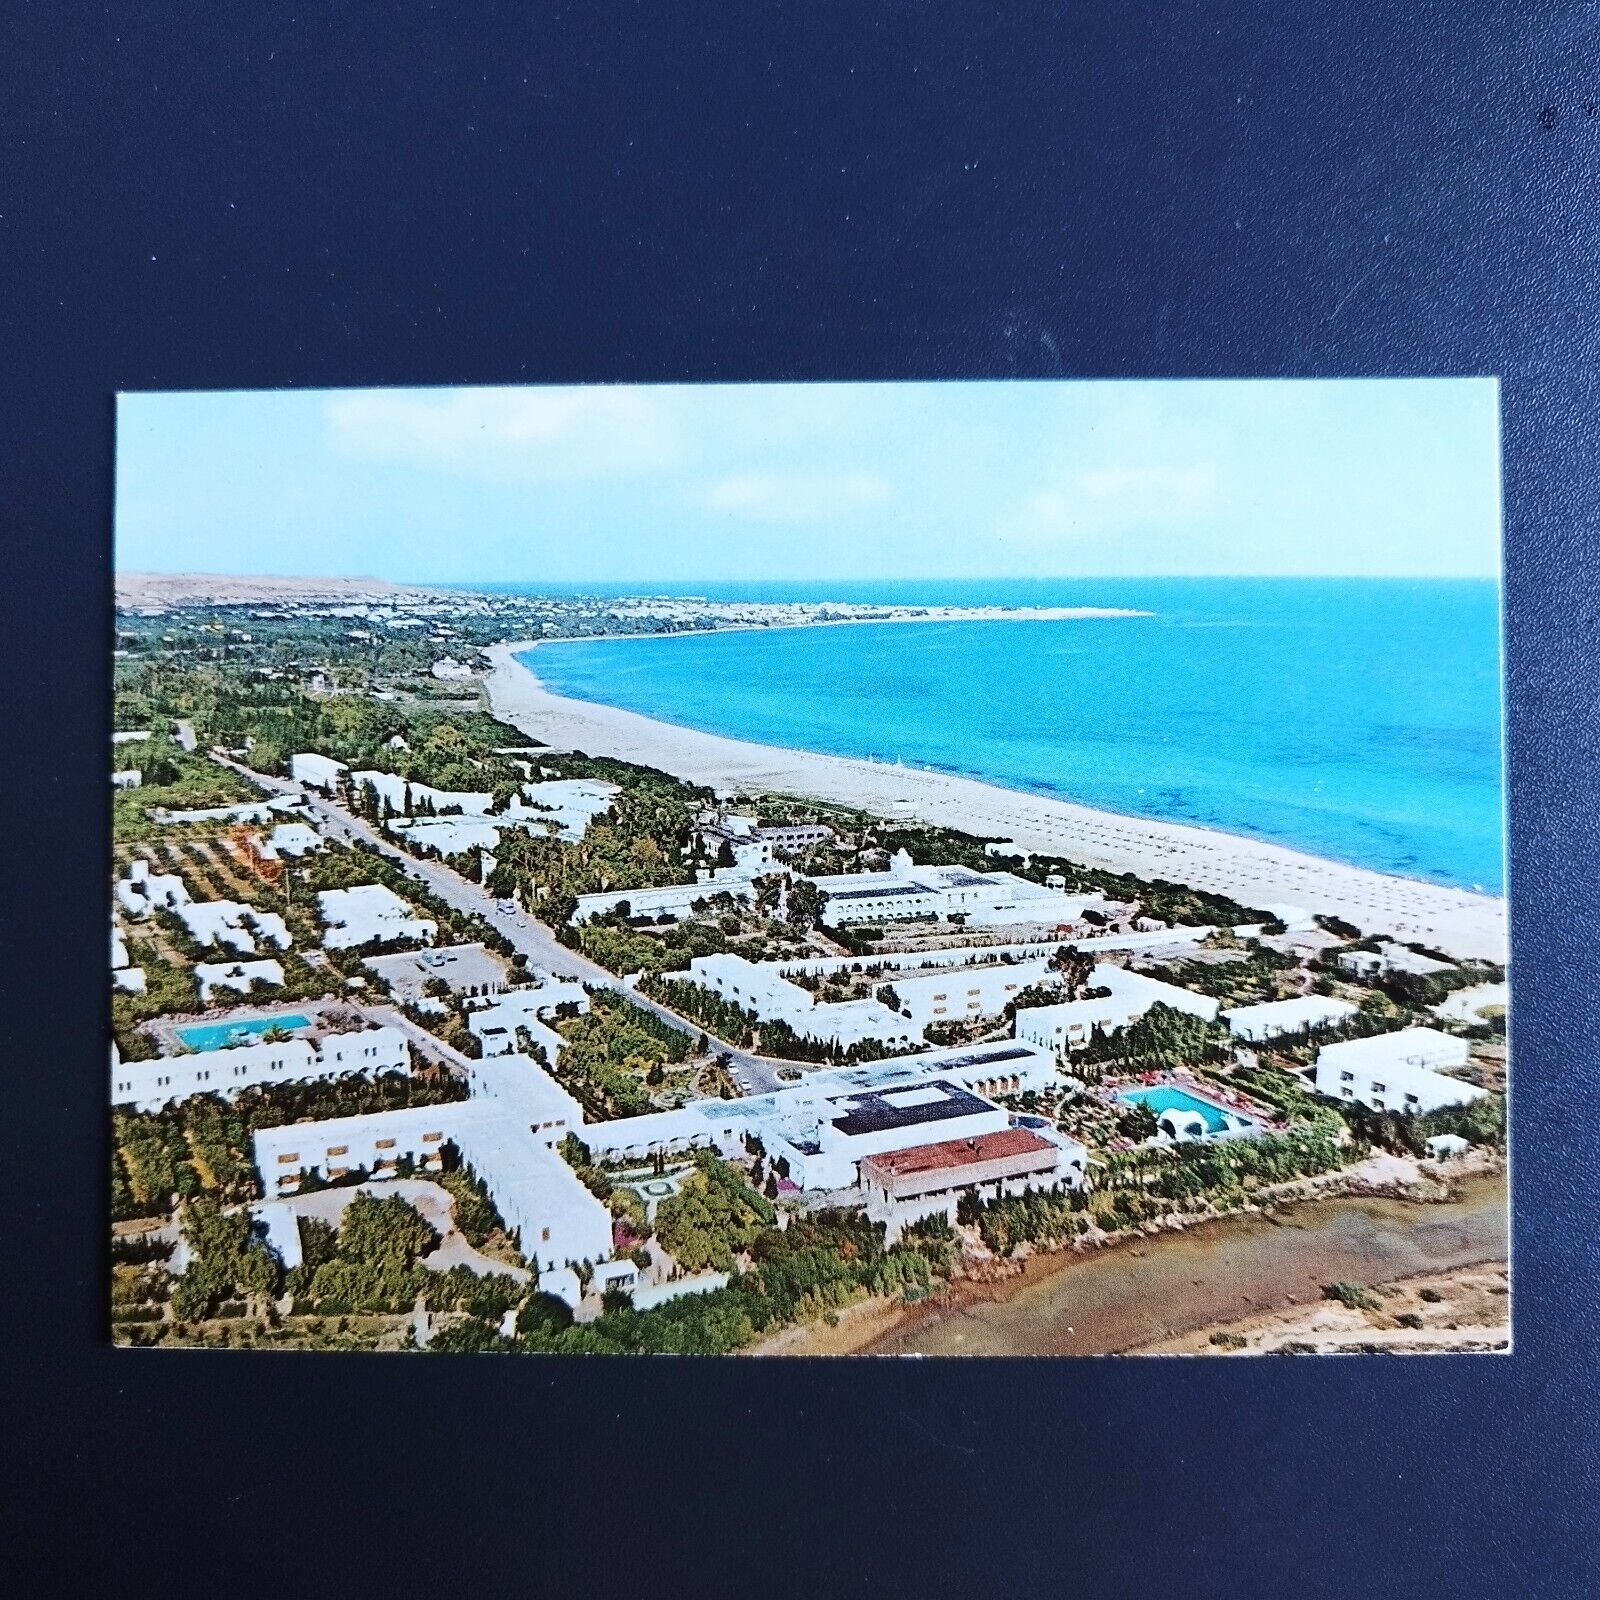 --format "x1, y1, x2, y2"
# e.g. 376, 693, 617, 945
5, 2, 1597, 1593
